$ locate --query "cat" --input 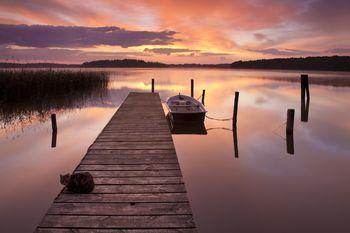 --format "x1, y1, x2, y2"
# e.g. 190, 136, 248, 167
60, 172, 95, 193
